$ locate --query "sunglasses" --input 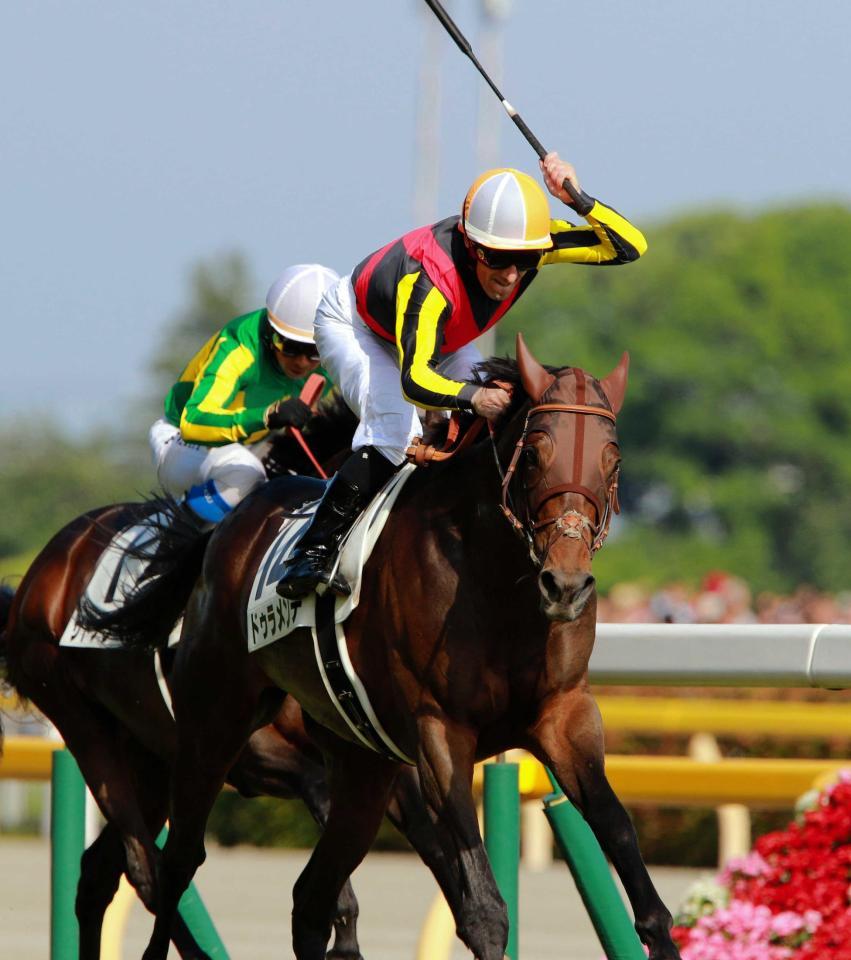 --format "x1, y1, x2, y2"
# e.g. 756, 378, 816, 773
474, 245, 542, 272
272, 333, 320, 362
